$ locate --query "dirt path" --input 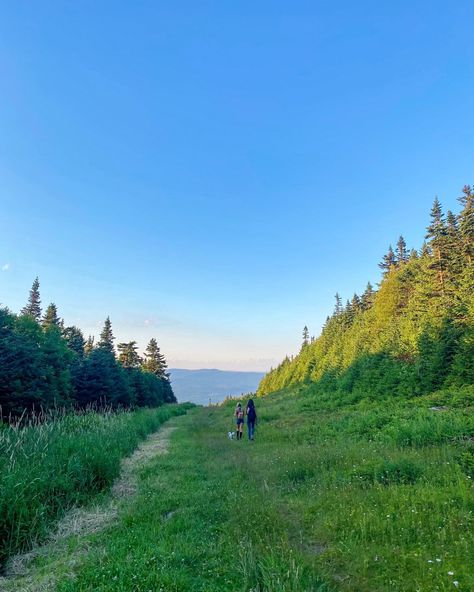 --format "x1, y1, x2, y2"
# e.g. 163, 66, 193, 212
0, 423, 178, 592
